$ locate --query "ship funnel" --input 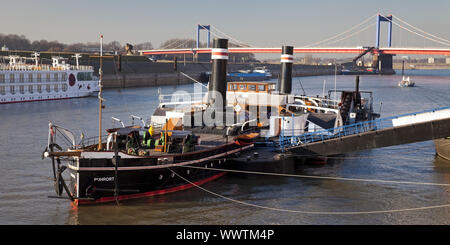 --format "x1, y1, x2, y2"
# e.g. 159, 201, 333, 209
208, 38, 228, 108
355, 75, 360, 93
279, 46, 294, 94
